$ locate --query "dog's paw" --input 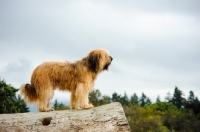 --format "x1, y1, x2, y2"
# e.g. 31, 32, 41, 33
49, 108, 55, 111
39, 108, 49, 112
83, 104, 94, 109
74, 107, 82, 110
39, 108, 55, 112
